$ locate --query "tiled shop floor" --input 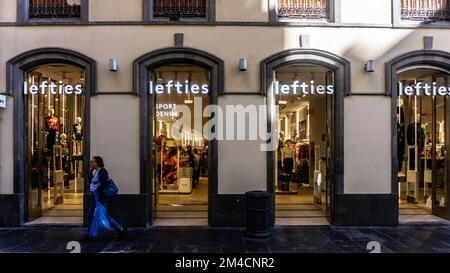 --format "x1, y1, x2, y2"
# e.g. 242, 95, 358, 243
2, 225, 450, 253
